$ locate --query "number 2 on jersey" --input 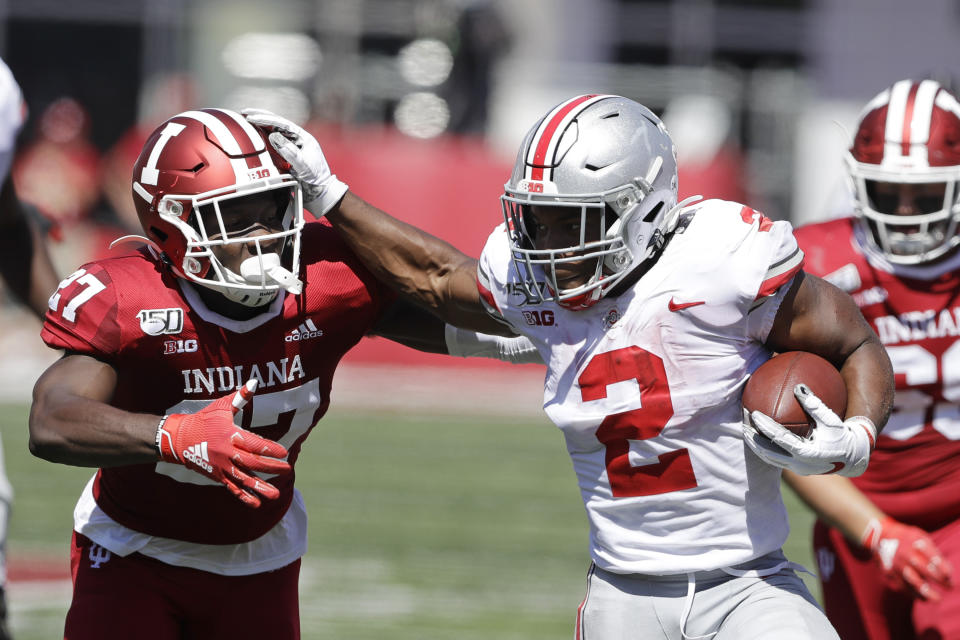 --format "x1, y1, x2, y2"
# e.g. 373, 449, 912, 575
579, 346, 697, 498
